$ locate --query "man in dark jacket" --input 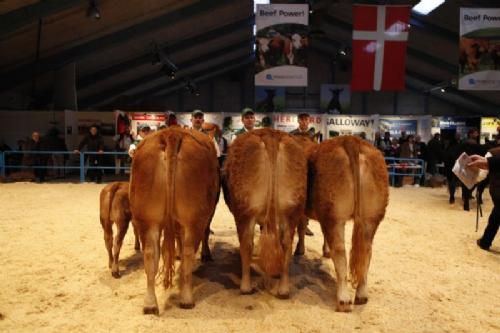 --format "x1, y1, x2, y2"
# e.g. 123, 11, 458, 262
74, 125, 104, 183
468, 151, 500, 251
